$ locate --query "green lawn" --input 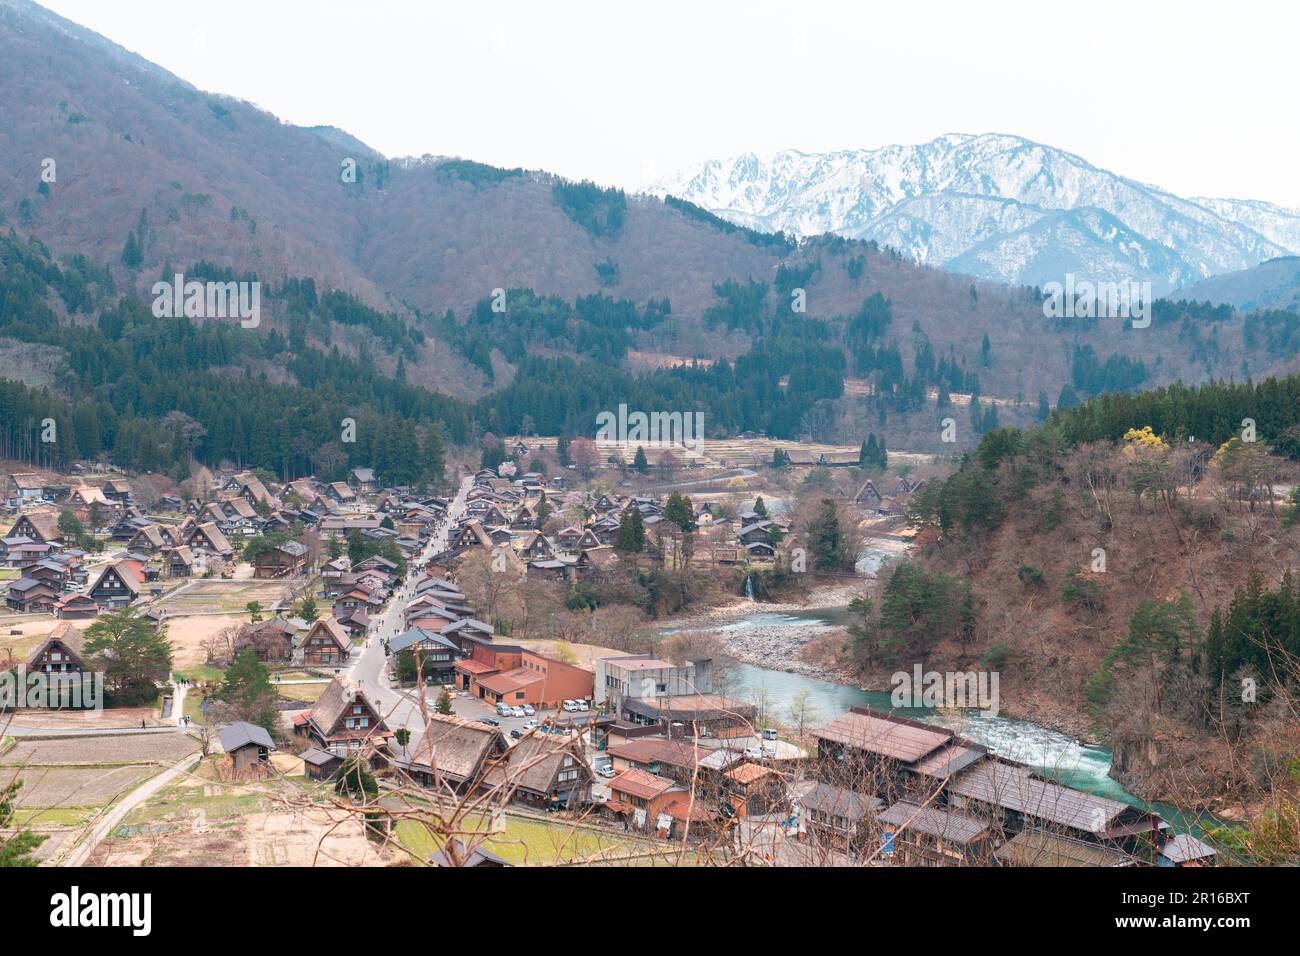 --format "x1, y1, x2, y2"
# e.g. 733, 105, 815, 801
394, 813, 681, 867
182, 691, 206, 724
11, 806, 97, 827
173, 665, 224, 683
276, 684, 325, 703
